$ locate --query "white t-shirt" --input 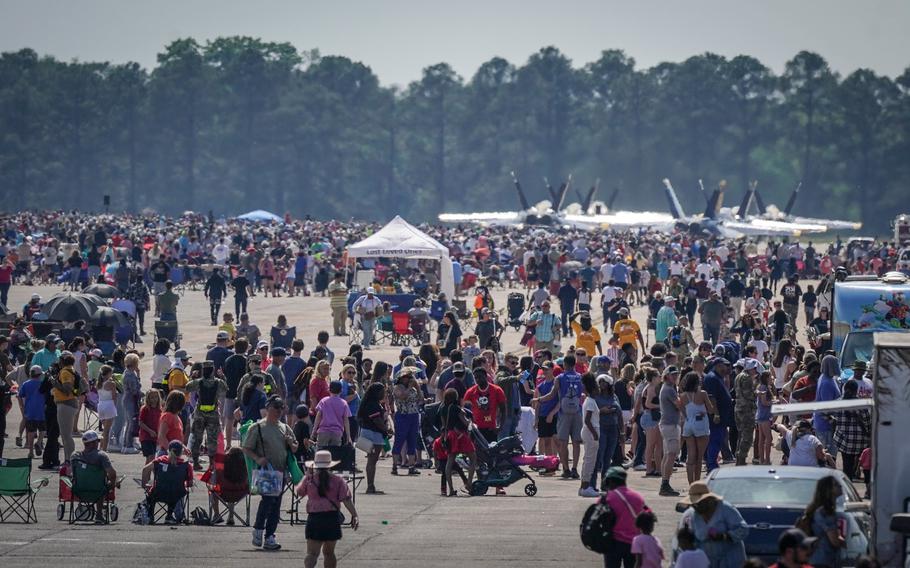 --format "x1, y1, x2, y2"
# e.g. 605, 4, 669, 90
787, 431, 822, 467
582, 396, 601, 434
600, 263, 614, 282
675, 549, 710, 568
748, 339, 770, 363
